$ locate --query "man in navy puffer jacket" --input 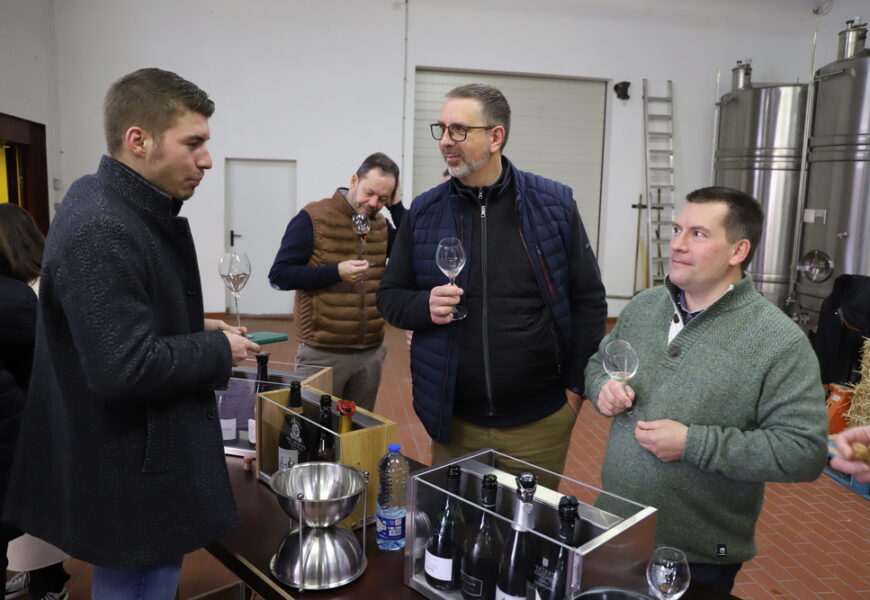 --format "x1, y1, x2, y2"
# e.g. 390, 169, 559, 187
377, 84, 606, 488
